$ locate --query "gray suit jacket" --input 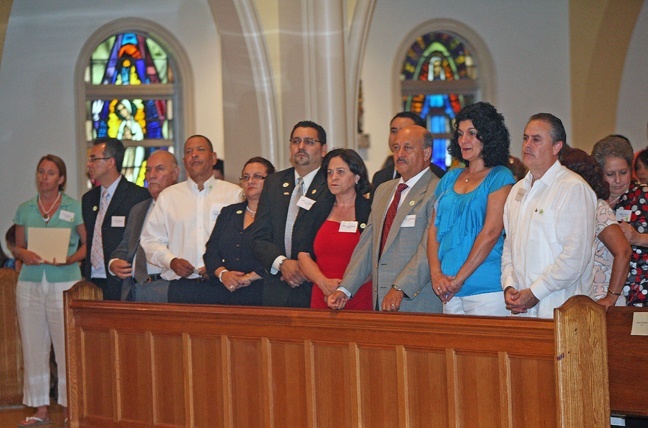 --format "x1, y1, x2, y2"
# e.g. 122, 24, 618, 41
341, 168, 442, 313
110, 199, 153, 300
